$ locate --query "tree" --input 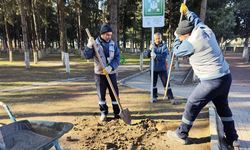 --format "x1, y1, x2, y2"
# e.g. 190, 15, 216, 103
58, 0, 67, 60
31, 0, 39, 64
58, 0, 70, 74
1, 0, 16, 62
234, 0, 250, 62
200, 0, 207, 22
206, 0, 236, 47
76, 0, 83, 54
17, 0, 30, 69
108, 0, 118, 42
